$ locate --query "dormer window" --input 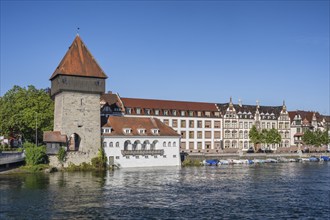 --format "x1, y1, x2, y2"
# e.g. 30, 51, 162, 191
172, 110, 177, 116
123, 128, 132, 134
152, 129, 160, 134
136, 108, 141, 114
189, 111, 194, 117
126, 108, 132, 114
145, 109, 151, 115
205, 111, 211, 117
138, 128, 146, 134
181, 111, 185, 116
163, 110, 169, 116
102, 127, 112, 134
155, 109, 160, 115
